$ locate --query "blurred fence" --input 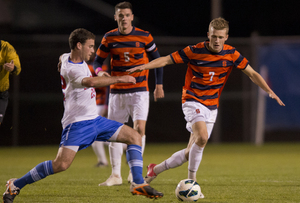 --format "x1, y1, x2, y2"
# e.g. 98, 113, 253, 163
1, 34, 299, 146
